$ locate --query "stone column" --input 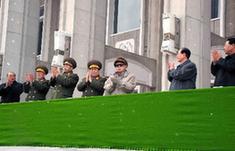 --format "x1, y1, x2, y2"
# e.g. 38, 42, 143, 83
184, 0, 211, 88
0, 0, 39, 82
41, 0, 60, 63
146, 0, 163, 91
